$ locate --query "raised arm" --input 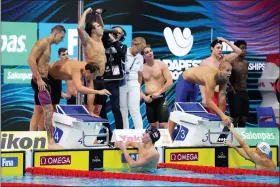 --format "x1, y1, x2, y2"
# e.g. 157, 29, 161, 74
125, 141, 141, 148
218, 83, 227, 112
95, 9, 104, 28
225, 140, 252, 161
228, 124, 262, 164
217, 37, 242, 63
27, 40, 47, 80
77, 8, 92, 46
